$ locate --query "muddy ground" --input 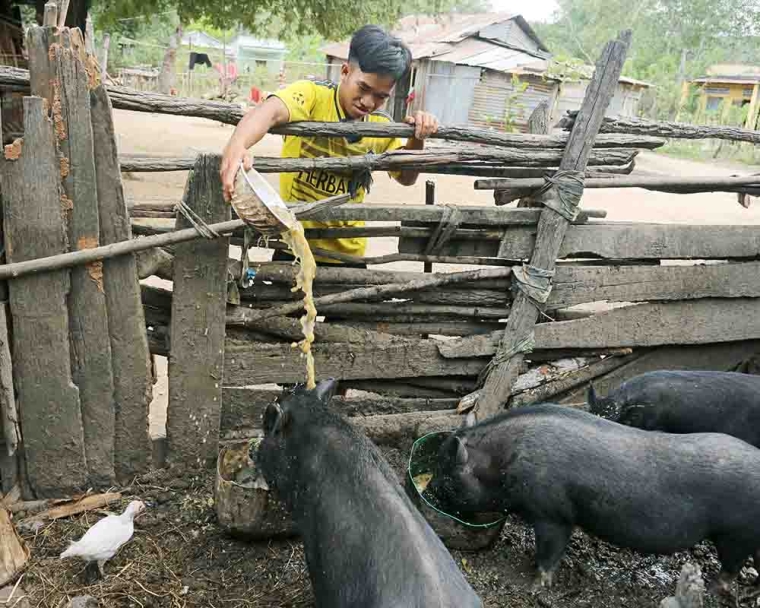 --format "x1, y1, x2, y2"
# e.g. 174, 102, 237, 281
13, 442, 755, 608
